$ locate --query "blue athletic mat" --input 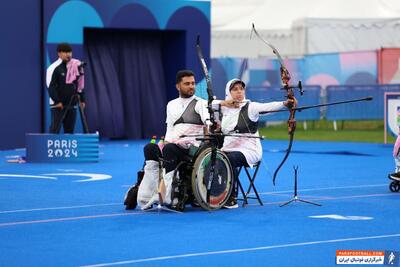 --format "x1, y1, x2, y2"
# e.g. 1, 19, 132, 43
0, 140, 398, 267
